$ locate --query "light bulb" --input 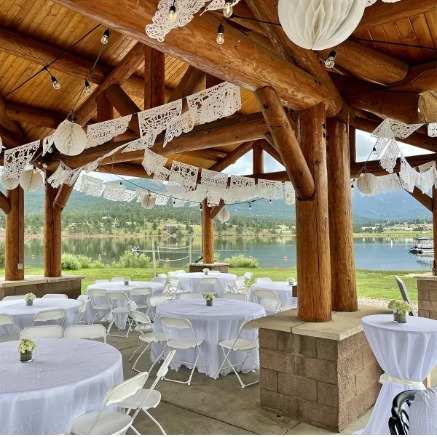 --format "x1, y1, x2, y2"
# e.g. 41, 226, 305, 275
101, 29, 110, 45
223, 1, 233, 18
324, 50, 336, 69
168, 4, 177, 21
85, 80, 92, 94
51, 76, 61, 90
216, 23, 225, 45
248, 203, 251, 209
